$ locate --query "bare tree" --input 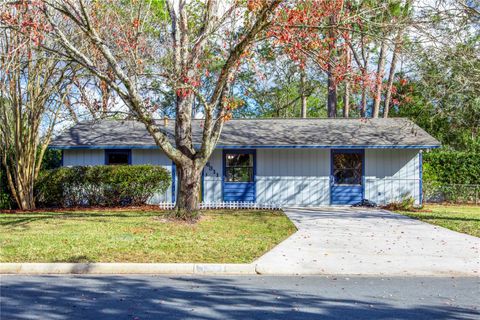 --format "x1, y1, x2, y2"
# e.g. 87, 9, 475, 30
38, 0, 282, 217
0, 6, 73, 210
